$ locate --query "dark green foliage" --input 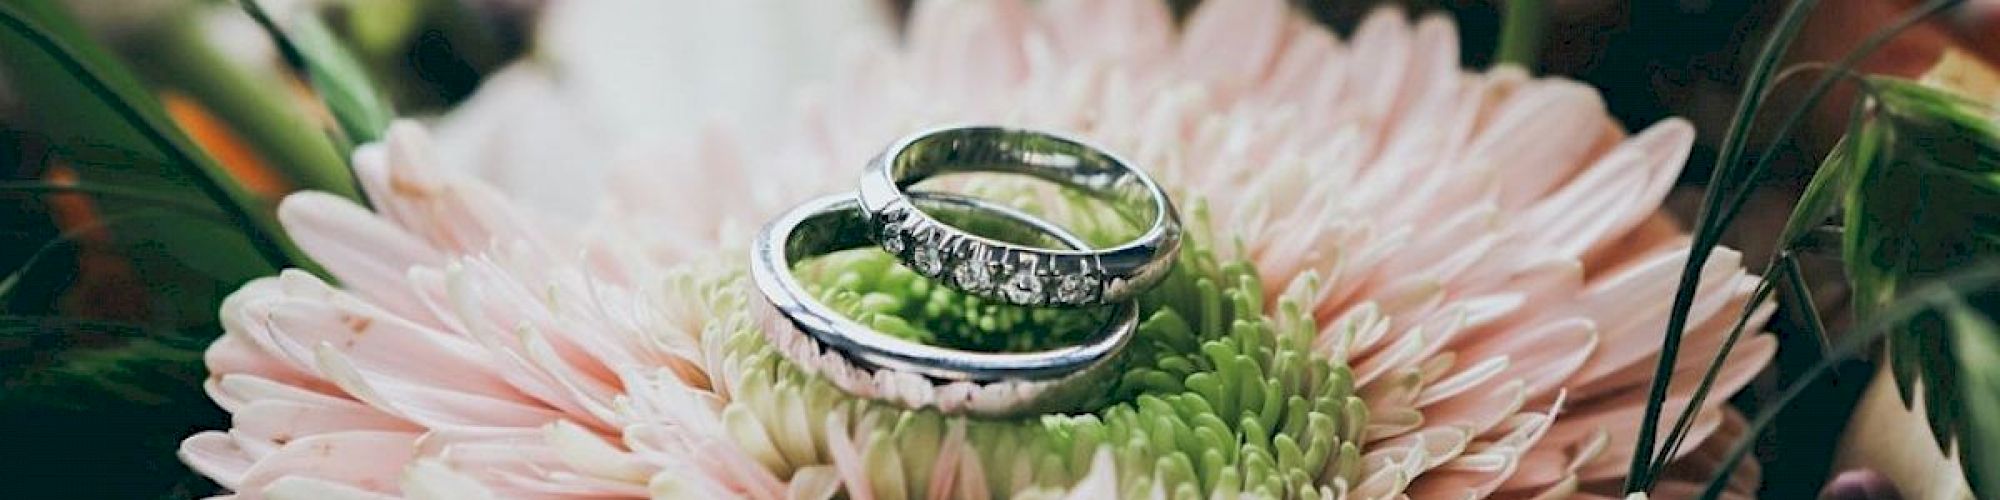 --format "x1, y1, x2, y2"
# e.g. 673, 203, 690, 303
0, 316, 224, 498
1837, 77, 2000, 497
241, 0, 395, 149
